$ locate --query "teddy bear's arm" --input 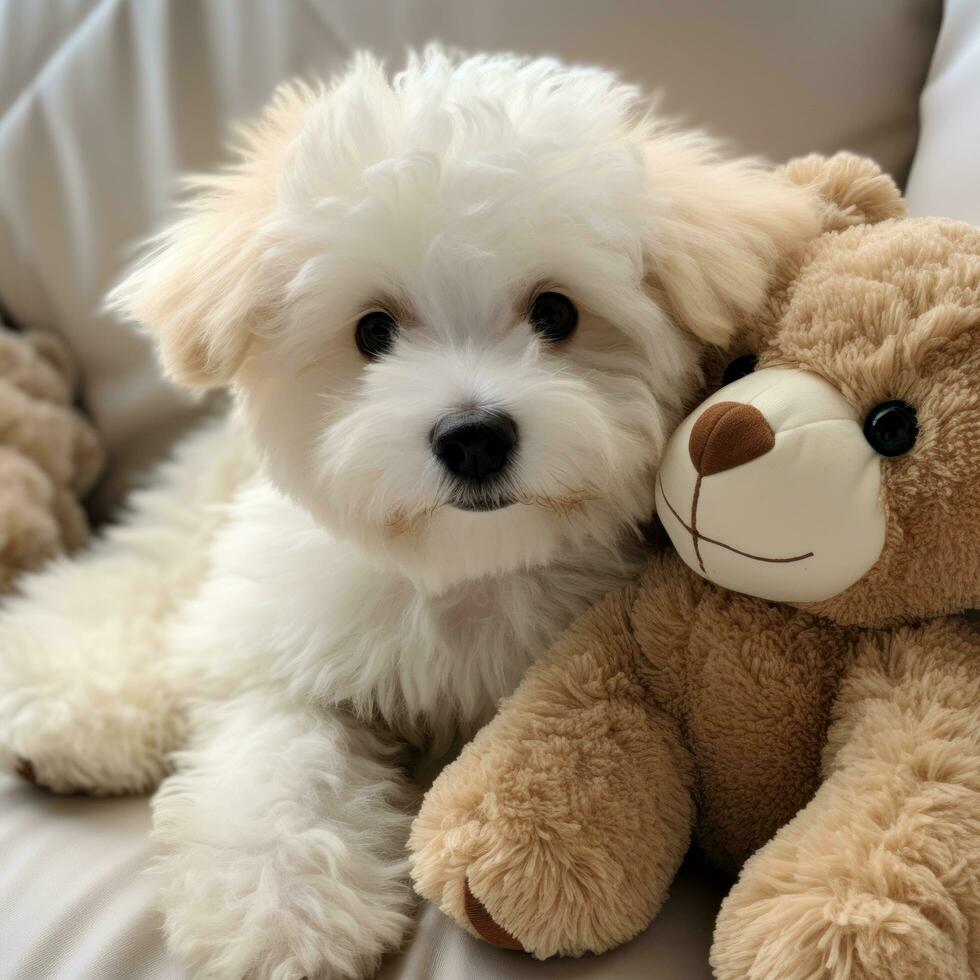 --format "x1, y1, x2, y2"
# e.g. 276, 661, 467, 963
409, 579, 697, 959
712, 616, 980, 980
